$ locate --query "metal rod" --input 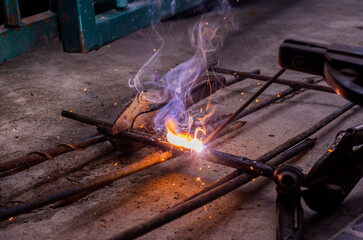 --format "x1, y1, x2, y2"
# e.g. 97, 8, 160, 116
205, 149, 275, 177
0, 151, 173, 221
203, 69, 286, 145
213, 66, 335, 94
0, 135, 107, 174
61, 111, 113, 127
233, 85, 299, 121
107, 138, 316, 240
175, 102, 355, 206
